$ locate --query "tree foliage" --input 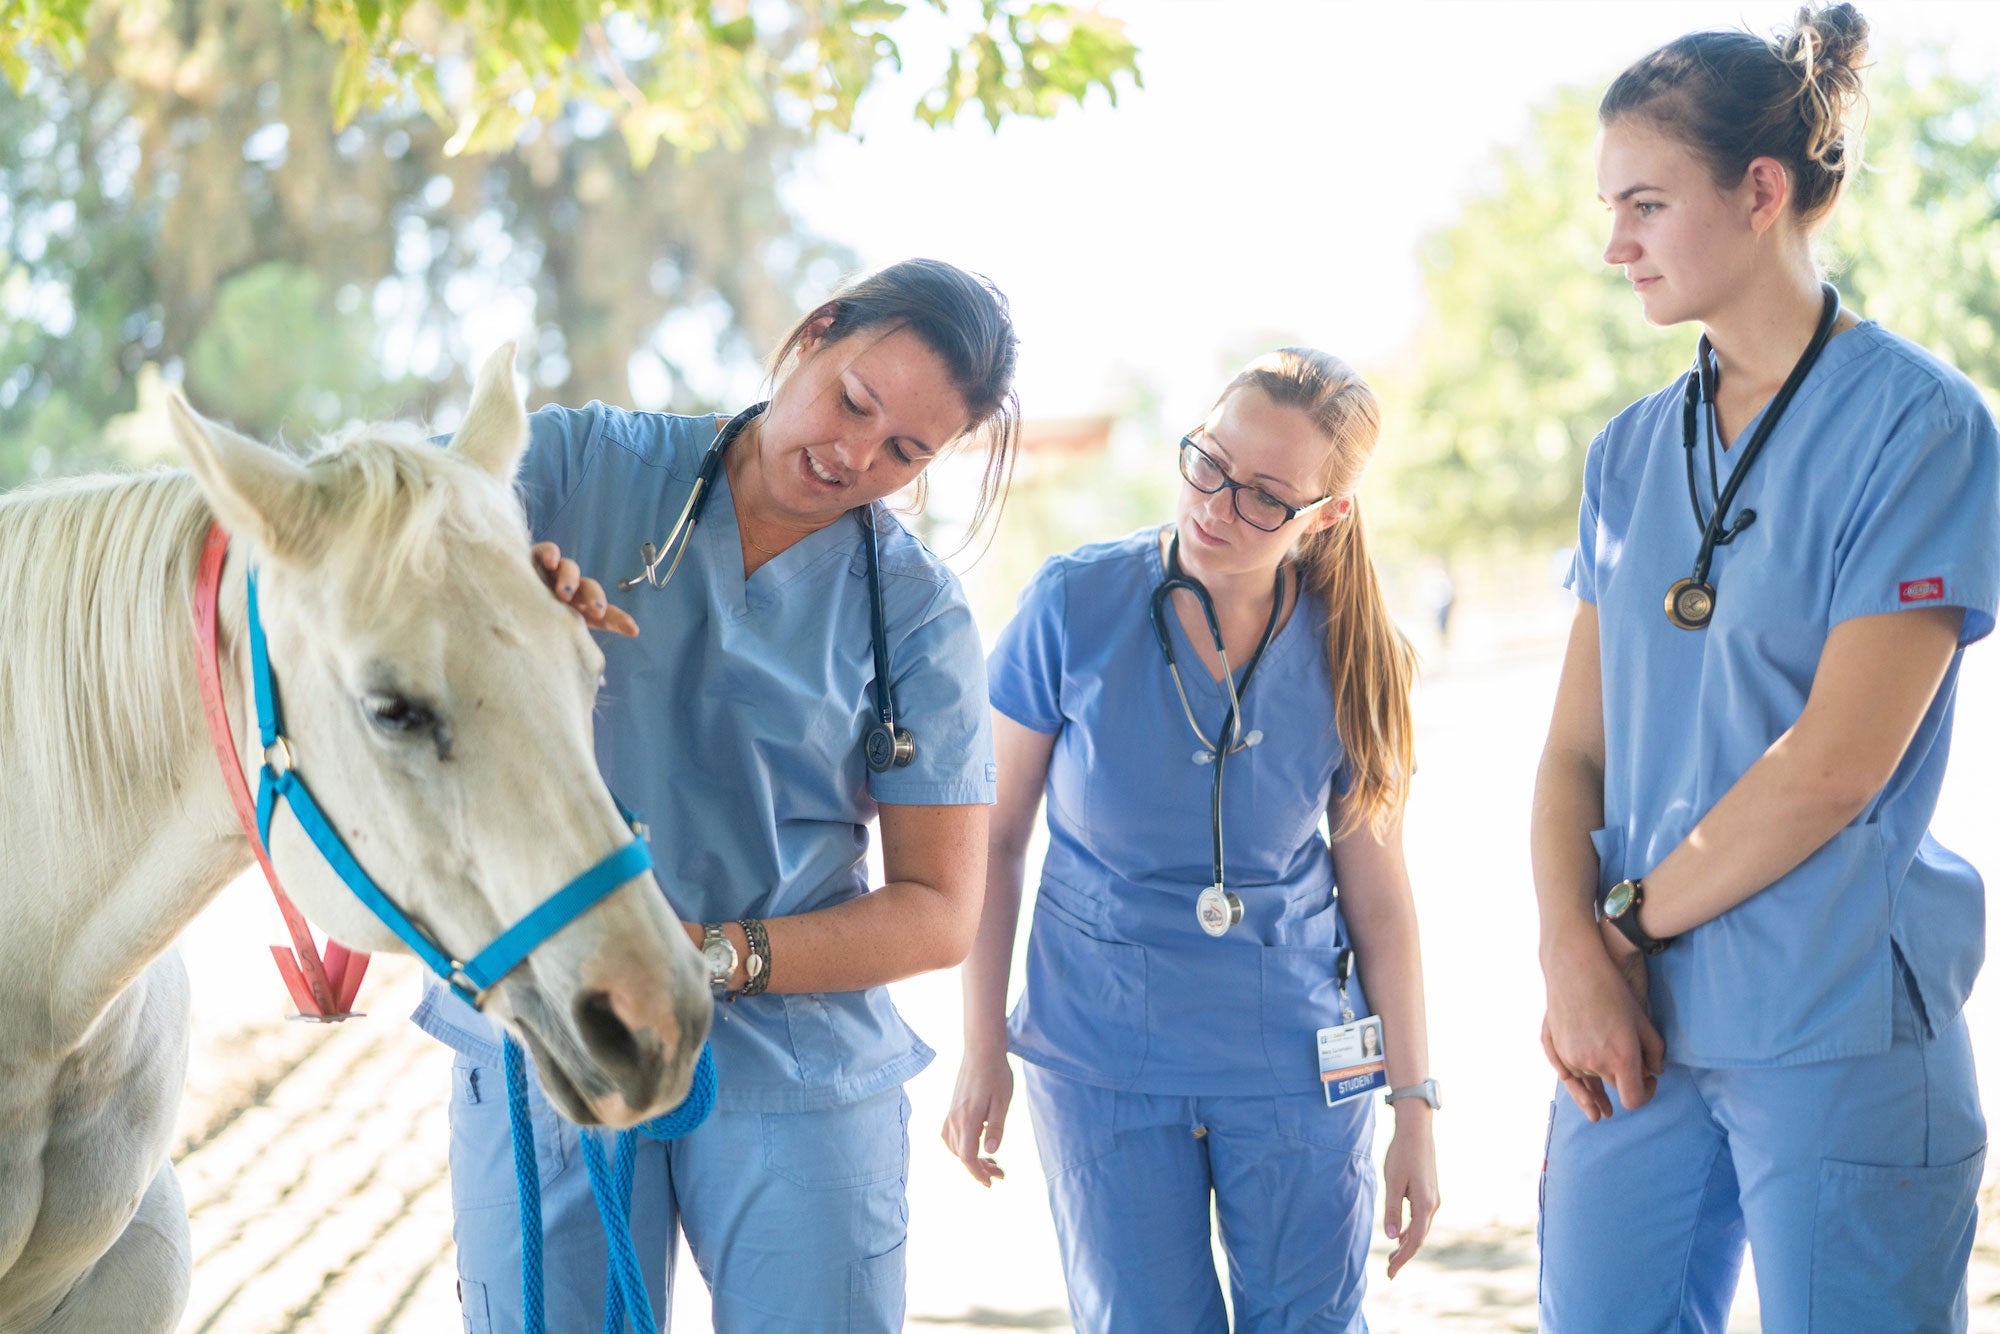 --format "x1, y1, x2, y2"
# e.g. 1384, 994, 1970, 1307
4, 0, 1139, 165
1374, 54, 2000, 559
